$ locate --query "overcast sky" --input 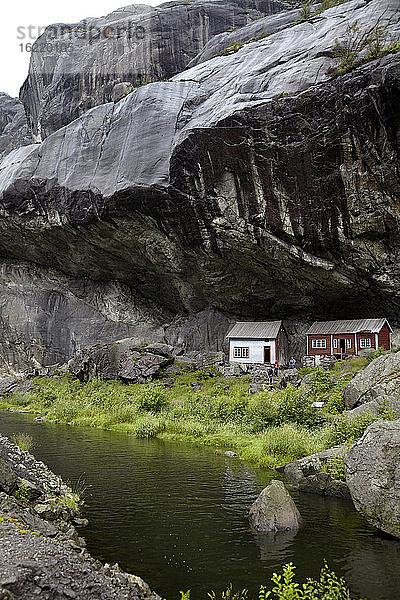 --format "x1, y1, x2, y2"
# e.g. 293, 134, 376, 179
2, 0, 163, 98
